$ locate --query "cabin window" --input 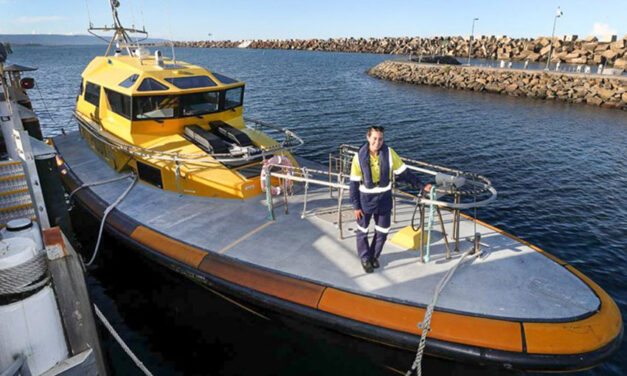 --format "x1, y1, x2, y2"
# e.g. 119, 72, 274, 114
133, 95, 178, 120
105, 89, 132, 119
164, 76, 216, 89
136, 161, 163, 188
119, 74, 139, 88
224, 86, 243, 109
137, 78, 169, 91
212, 72, 239, 85
79, 79, 84, 95
180, 91, 219, 116
84, 82, 101, 107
